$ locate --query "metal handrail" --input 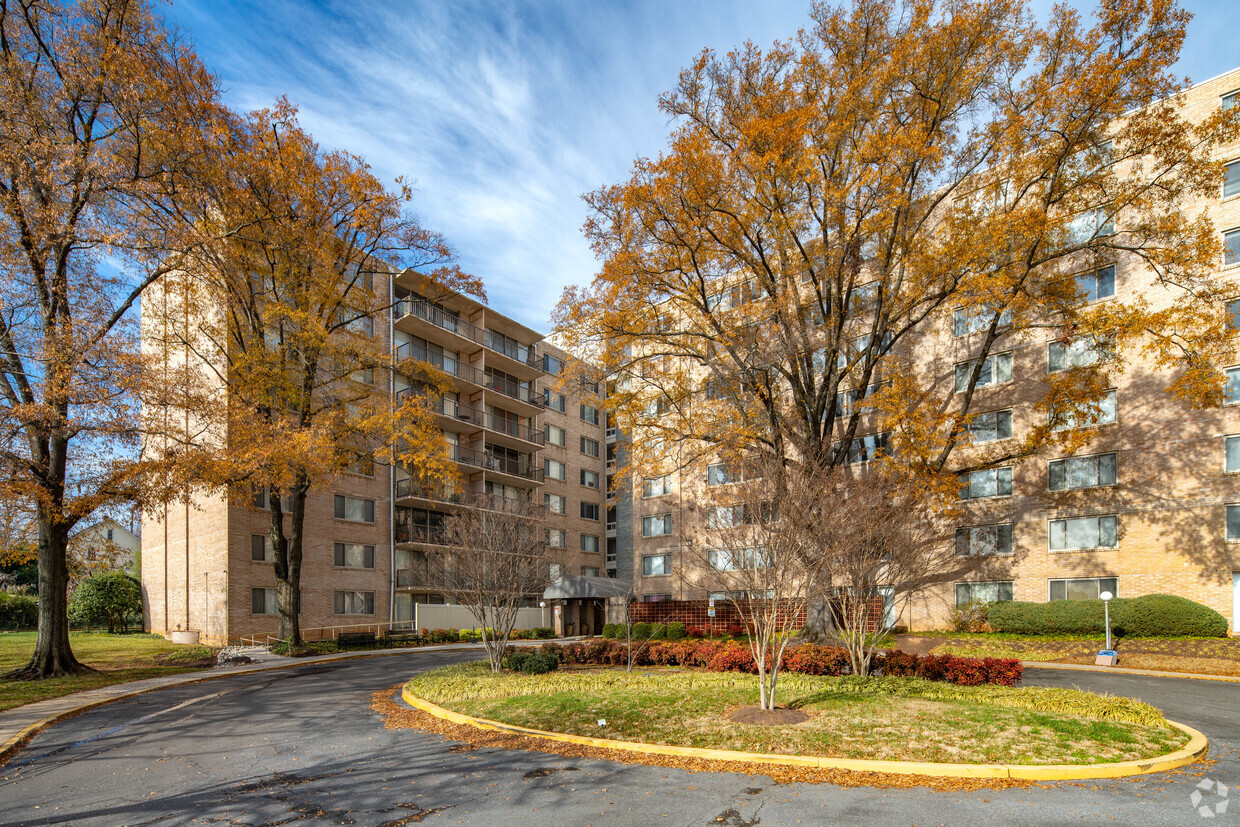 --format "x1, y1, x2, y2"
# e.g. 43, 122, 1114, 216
396, 298, 540, 368
393, 389, 544, 444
